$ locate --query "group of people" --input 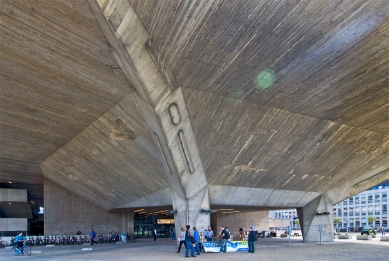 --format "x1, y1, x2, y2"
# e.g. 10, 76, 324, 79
176, 225, 201, 257
175, 225, 257, 256
219, 225, 257, 254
